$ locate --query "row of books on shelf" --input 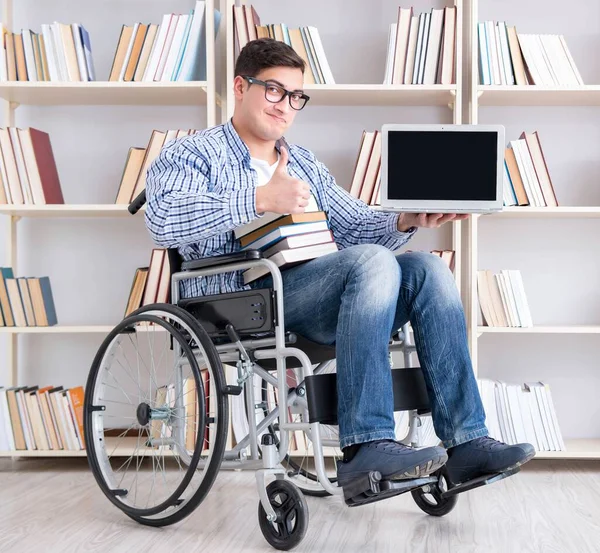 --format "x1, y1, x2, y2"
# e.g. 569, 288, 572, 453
109, 1, 218, 83
478, 21, 583, 86
0, 385, 85, 452
233, 4, 334, 85
384, 6, 456, 85
0, 267, 58, 327
0, 127, 64, 206
0, 22, 95, 82
417, 378, 565, 452
0, 1, 218, 82
503, 130, 558, 207
477, 269, 532, 328
478, 379, 565, 452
